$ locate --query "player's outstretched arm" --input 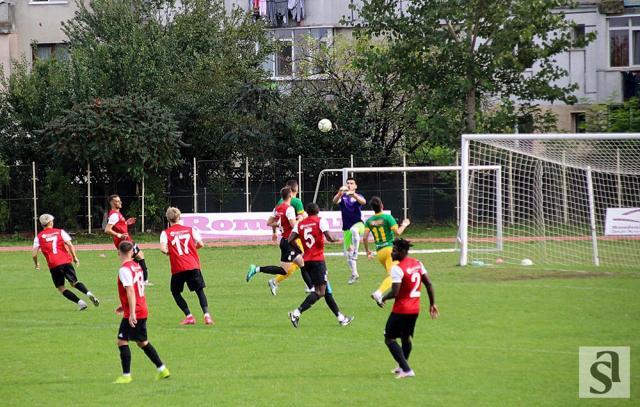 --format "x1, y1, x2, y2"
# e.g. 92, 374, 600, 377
266, 216, 278, 228
397, 218, 411, 235
323, 231, 337, 243
332, 187, 346, 204
105, 223, 127, 239
422, 274, 439, 319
